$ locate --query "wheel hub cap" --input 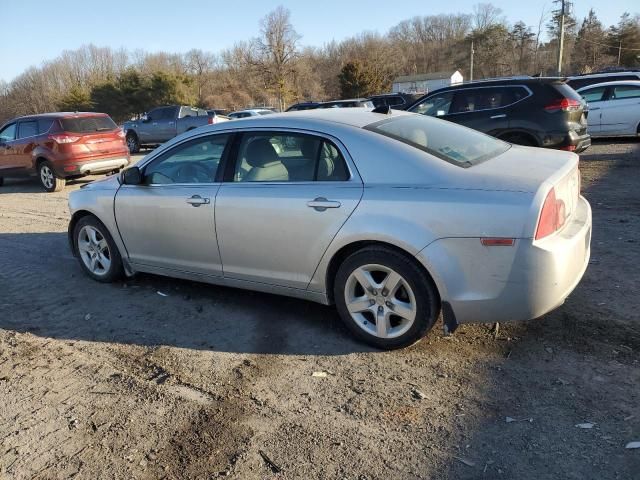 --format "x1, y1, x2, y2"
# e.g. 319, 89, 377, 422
344, 264, 417, 339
